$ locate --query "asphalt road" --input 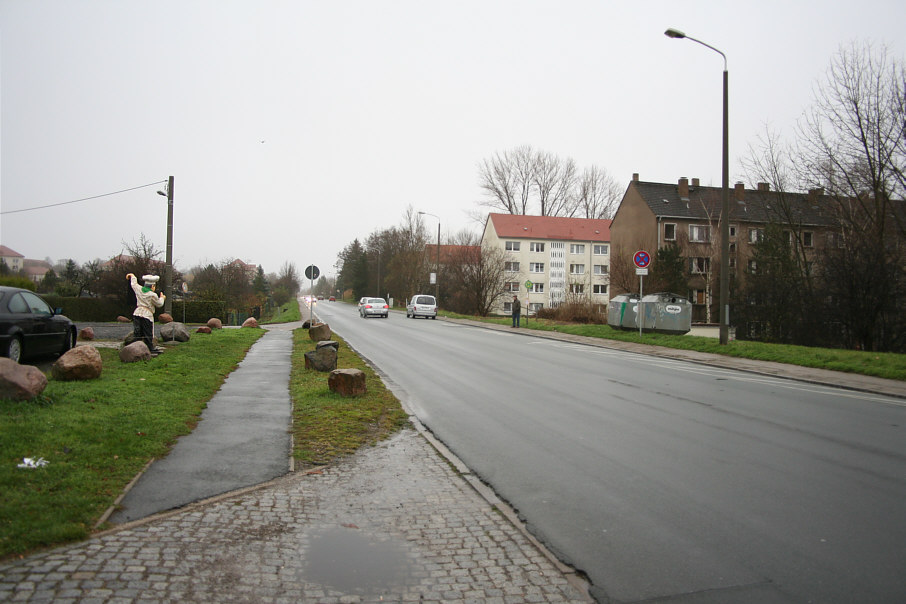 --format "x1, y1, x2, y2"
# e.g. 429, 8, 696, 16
313, 301, 906, 603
